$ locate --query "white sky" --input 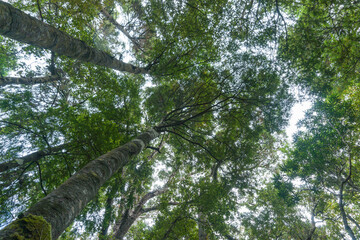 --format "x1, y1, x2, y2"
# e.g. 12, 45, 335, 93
286, 100, 312, 142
